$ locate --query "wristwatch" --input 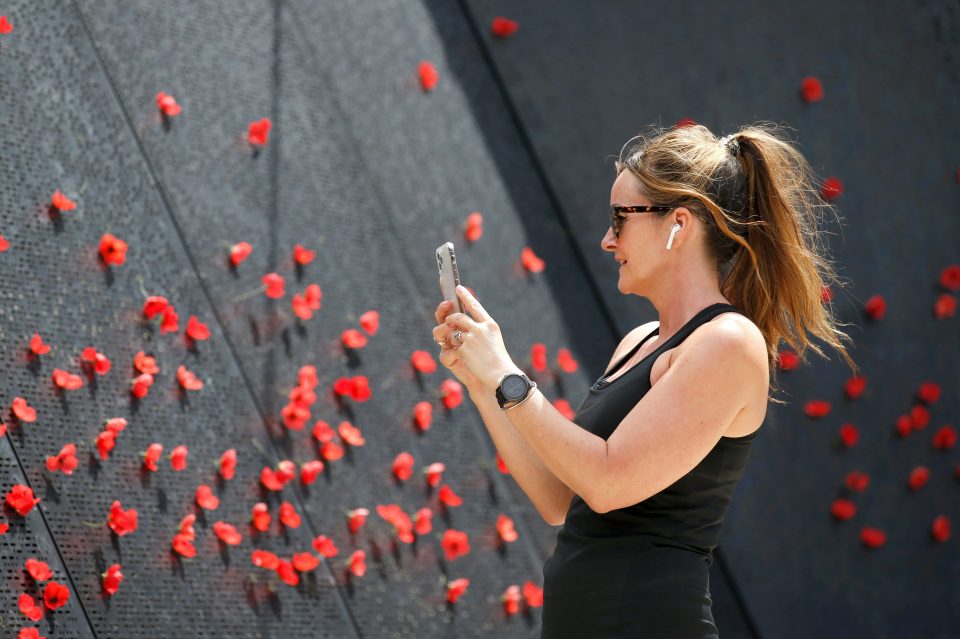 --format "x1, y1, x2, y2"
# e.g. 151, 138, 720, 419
496, 372, 537, 410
